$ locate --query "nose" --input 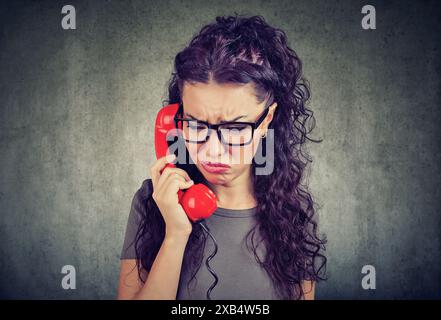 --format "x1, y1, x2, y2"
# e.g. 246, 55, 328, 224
204, 129, 227, 158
